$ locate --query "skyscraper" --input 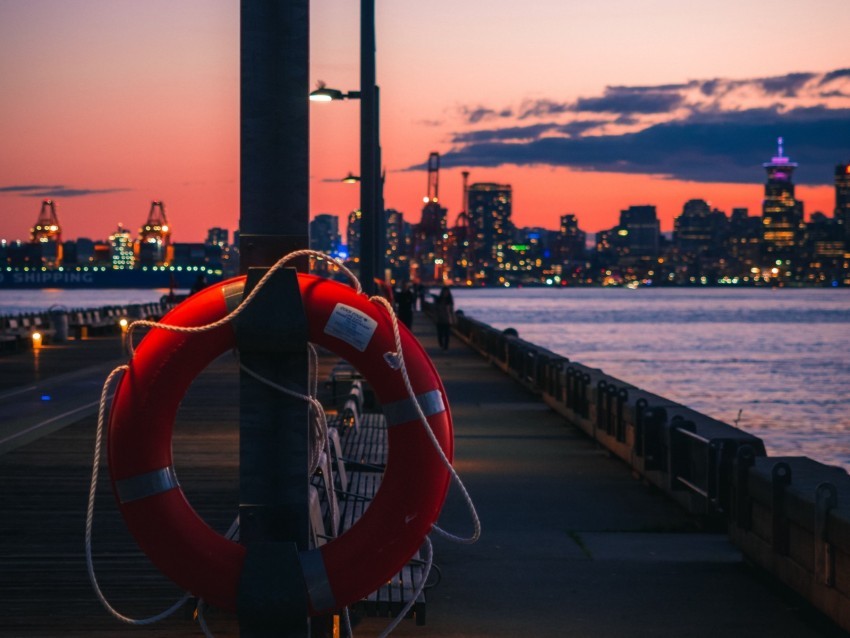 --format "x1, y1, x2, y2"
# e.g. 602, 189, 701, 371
835, 162, 850, 246
619, 205, 660, 259
109, 224, 135, 270
309, 214, 341, 256
761, 138, 804, 273
468, 182, 512, 284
